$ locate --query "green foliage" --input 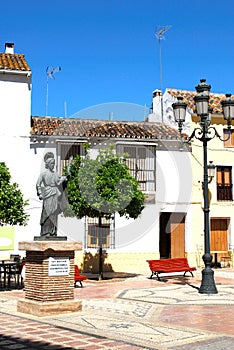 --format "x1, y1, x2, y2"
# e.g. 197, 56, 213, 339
65, 147, 145, 220
0, 162, 29, 226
